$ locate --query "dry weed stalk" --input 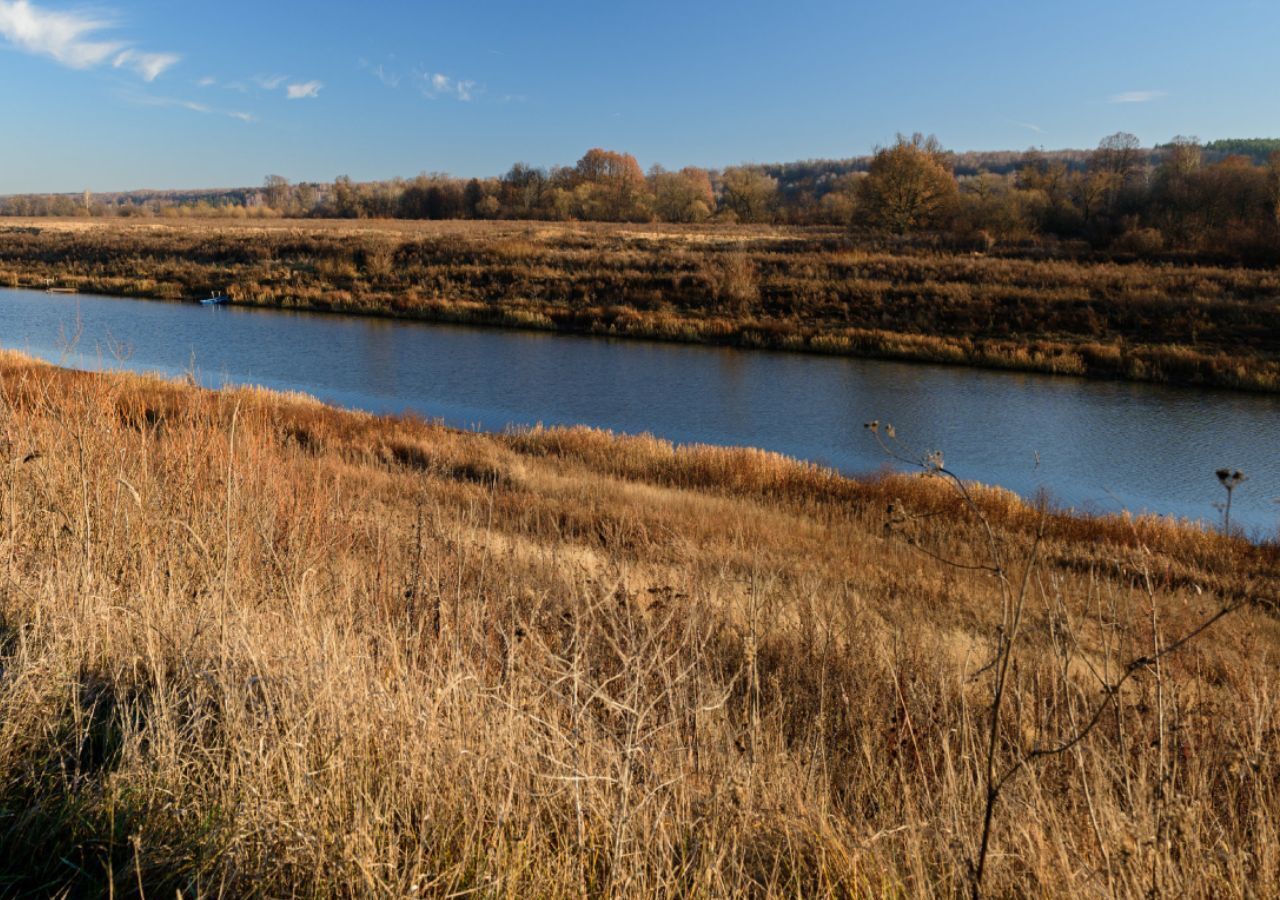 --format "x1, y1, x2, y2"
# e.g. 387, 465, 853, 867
866, 420, 1263, 898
